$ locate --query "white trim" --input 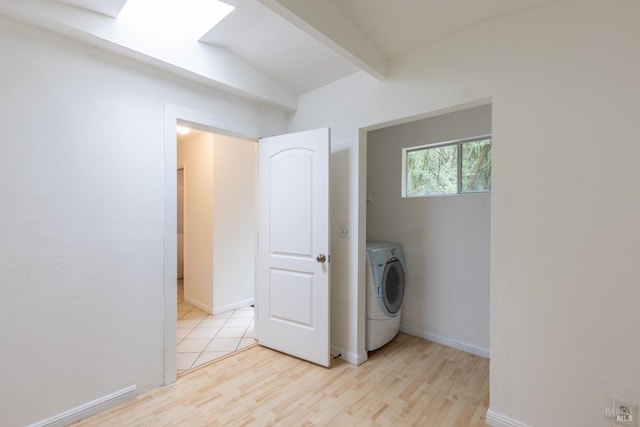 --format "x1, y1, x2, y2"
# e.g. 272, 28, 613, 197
405, 133, 492, 152
399, 325, 490, 359
331, 345, 368, 366
213, 298, 254, 315
485, 408, 531, 427
27, 385, 136, 427
162, 105, 179, 386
